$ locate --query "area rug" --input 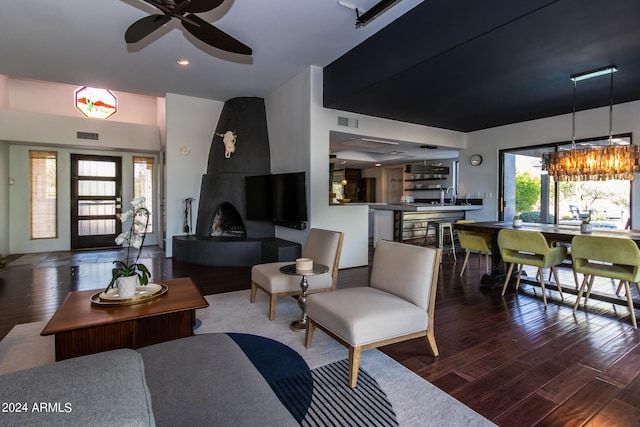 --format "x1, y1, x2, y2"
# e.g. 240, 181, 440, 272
226, 332, 397, 426
0, 321, 53, 375
0, 290, 495, 426
196, 290, 495, 426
